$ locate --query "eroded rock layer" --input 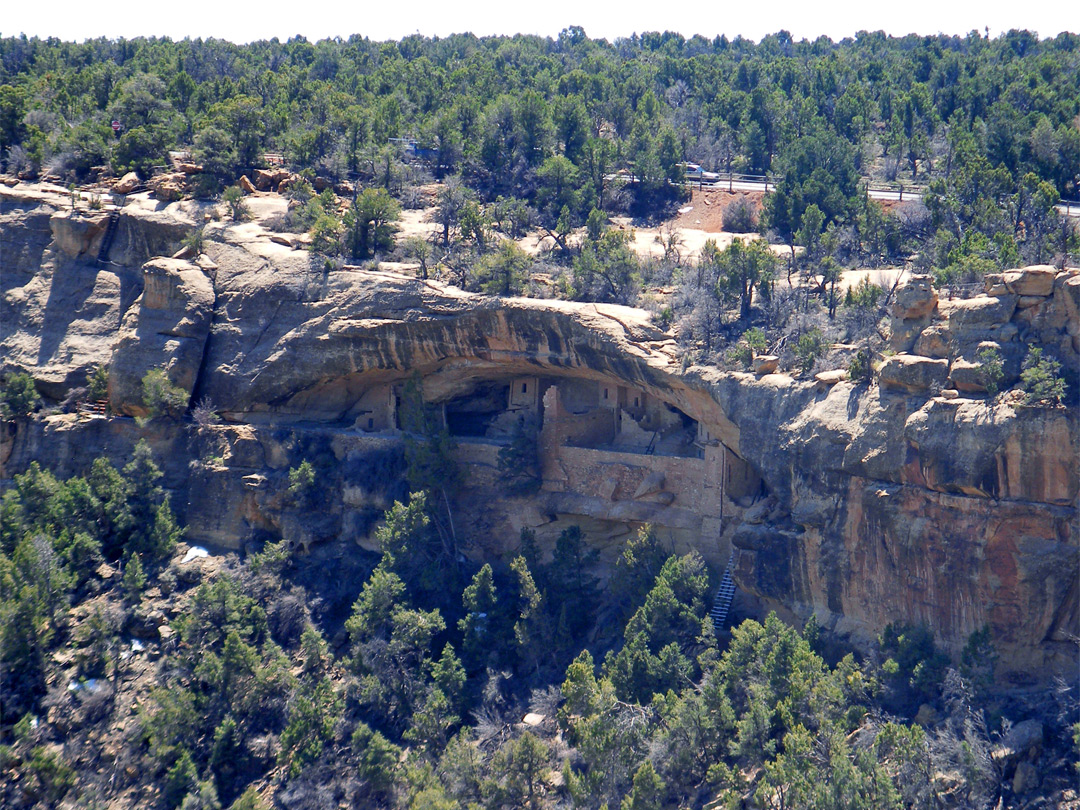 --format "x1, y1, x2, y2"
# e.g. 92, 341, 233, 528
2, 185, 1077, 681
